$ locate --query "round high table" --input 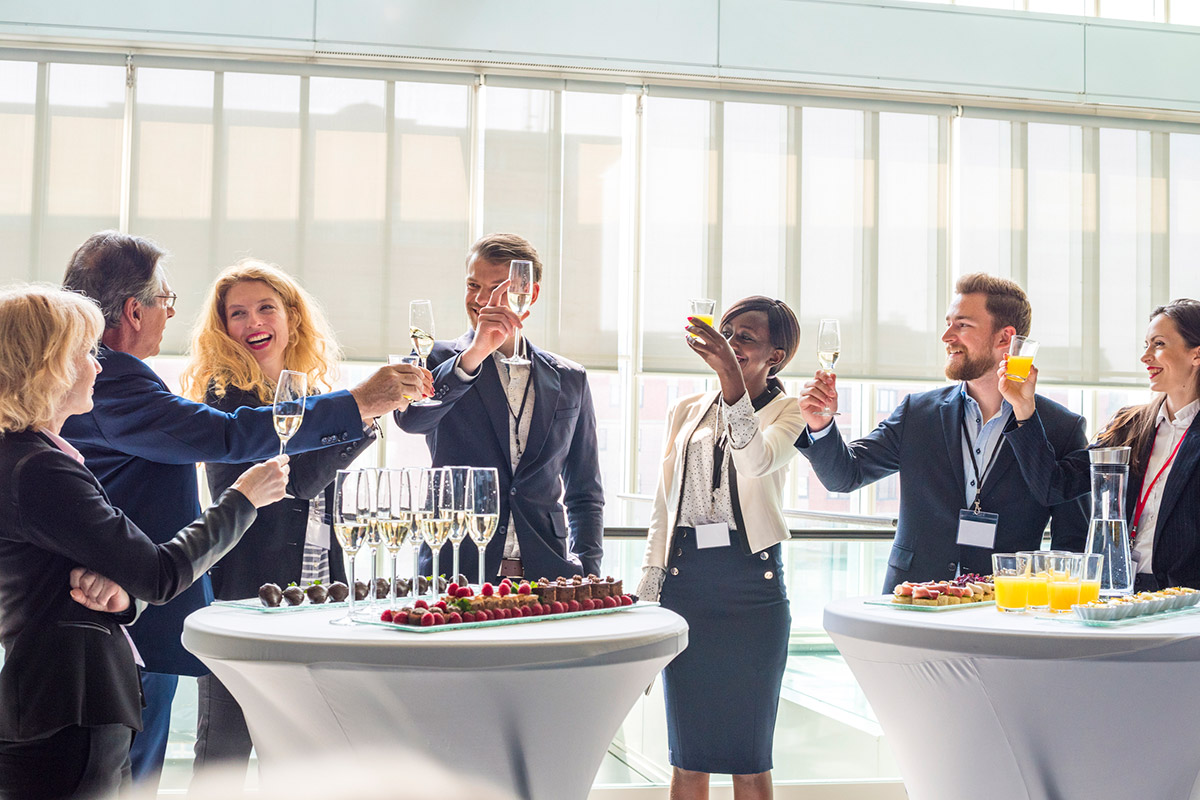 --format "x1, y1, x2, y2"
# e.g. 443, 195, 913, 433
825, 597, 1200, 800
183, 605, 687, 800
